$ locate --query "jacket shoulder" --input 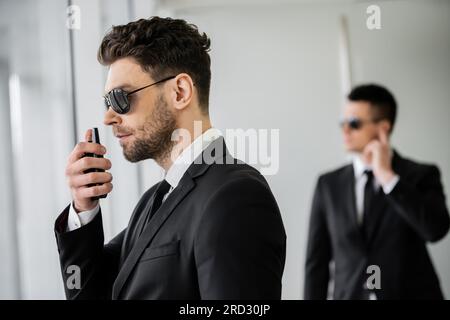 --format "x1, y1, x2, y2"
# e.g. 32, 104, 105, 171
394, 153, 441, 177
317, 164, 352, 186
207, 157, 268, 184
